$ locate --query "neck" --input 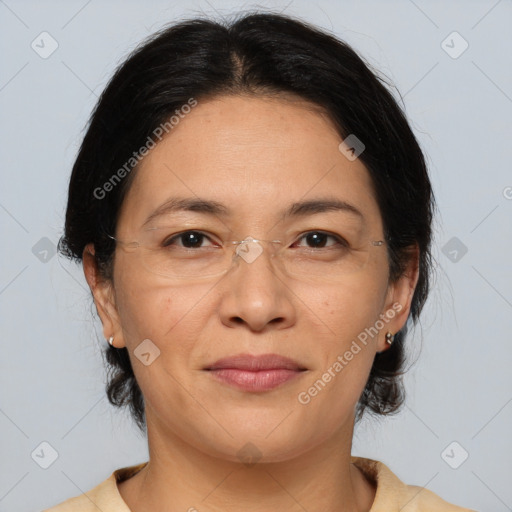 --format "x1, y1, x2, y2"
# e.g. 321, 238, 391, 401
118, 414, 375, 512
